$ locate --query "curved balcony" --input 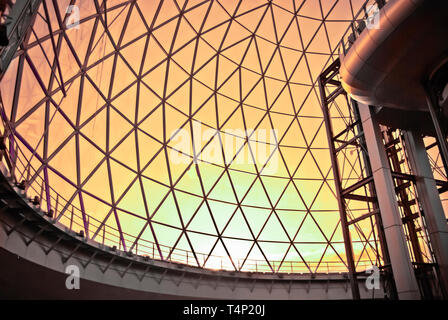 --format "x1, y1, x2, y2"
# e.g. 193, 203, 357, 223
339, 0, 448, 127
